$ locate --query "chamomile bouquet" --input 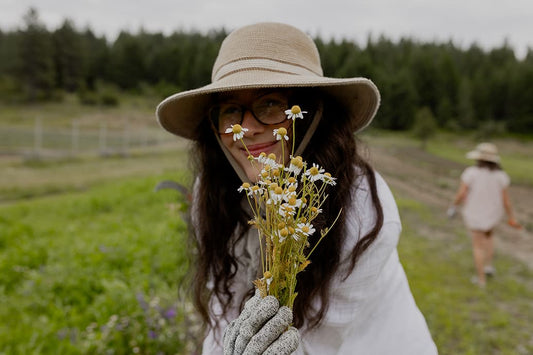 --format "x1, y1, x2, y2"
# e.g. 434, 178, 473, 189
227, 105, 339, 309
